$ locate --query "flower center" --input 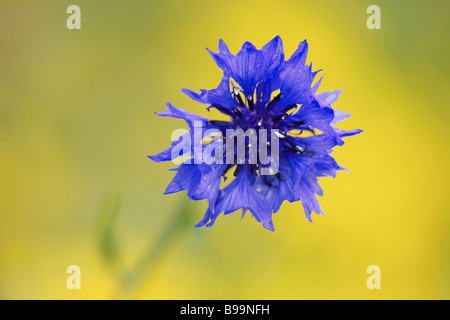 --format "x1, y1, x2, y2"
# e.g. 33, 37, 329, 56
206, 86, 313, 187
